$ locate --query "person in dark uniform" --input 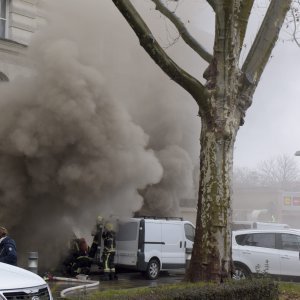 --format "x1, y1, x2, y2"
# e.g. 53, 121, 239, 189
62, 236, 91, 276
0, 226, 17, 266
89, 216, 104, 263
102, 222, 117, 280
